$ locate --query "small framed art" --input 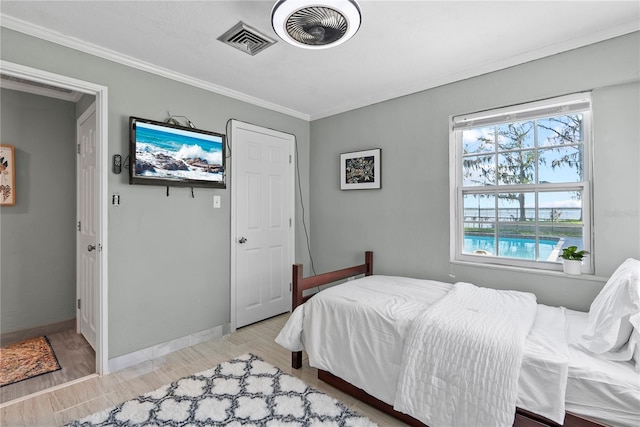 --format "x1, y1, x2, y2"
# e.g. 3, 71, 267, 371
340, 148, 381, 190
0, 144, 16, 206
